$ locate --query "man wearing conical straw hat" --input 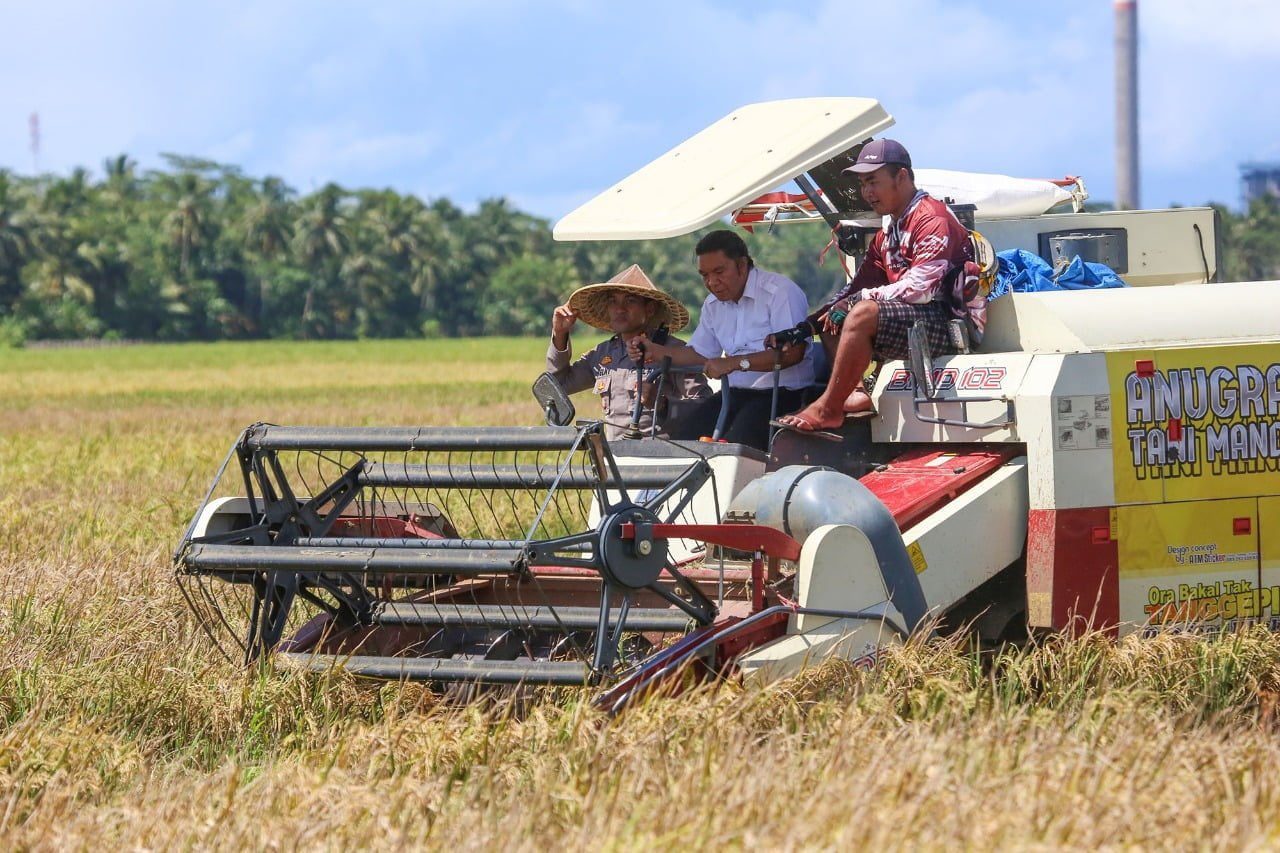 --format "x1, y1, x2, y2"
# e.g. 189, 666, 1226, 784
547, 264, 710, 440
